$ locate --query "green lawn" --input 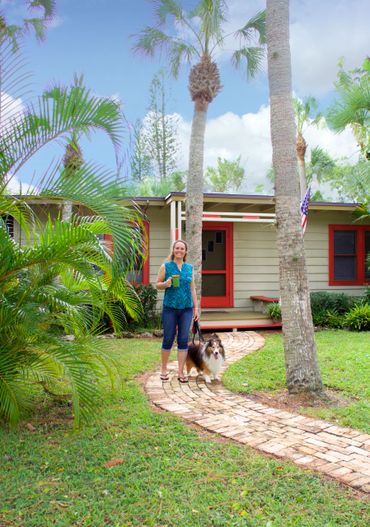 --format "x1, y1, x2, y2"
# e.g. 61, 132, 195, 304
1, 336, 369, 527
223, 330, 370, 433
